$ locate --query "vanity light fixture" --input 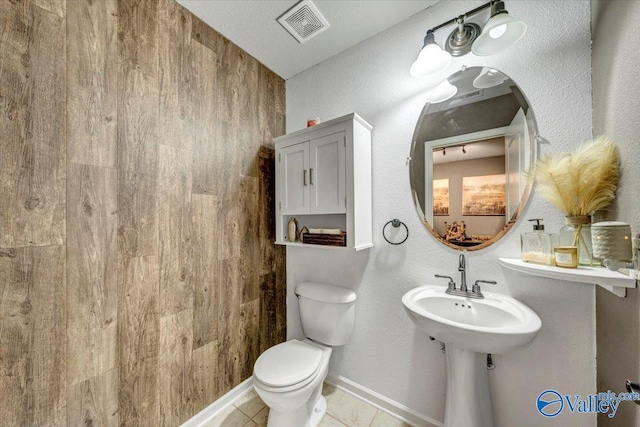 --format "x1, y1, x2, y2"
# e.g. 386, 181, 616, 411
410, 0, 526, 77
